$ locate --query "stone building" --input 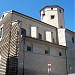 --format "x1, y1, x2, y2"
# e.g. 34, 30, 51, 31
0, 5, 75, 75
